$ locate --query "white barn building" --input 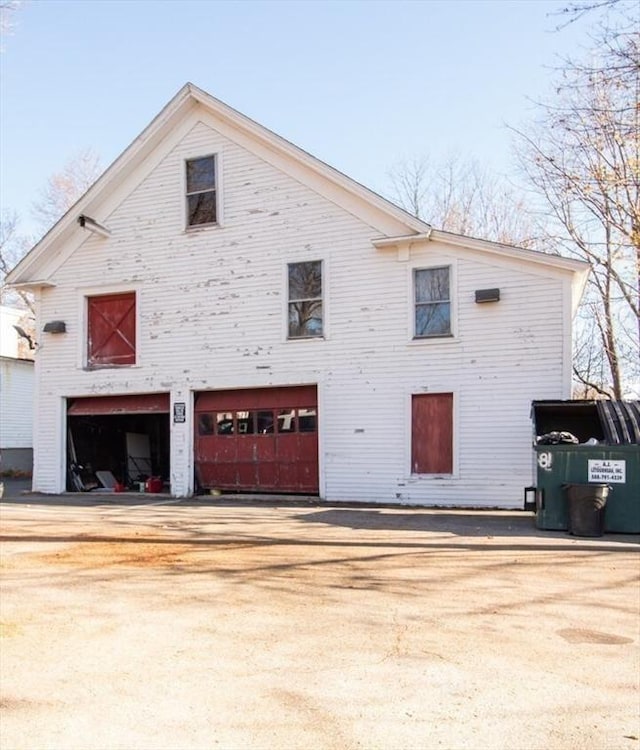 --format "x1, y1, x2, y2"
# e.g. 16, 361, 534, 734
6, 84, 588, 506
0, 305, 35, 474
